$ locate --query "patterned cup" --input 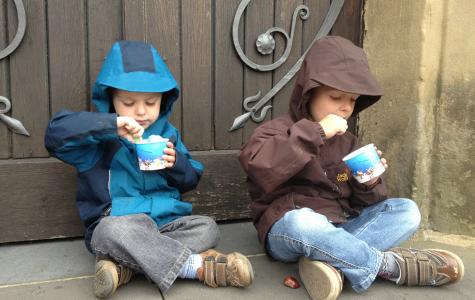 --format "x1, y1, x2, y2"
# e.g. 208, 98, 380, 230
342, 143, 385, 183
136, 137, 169, 171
